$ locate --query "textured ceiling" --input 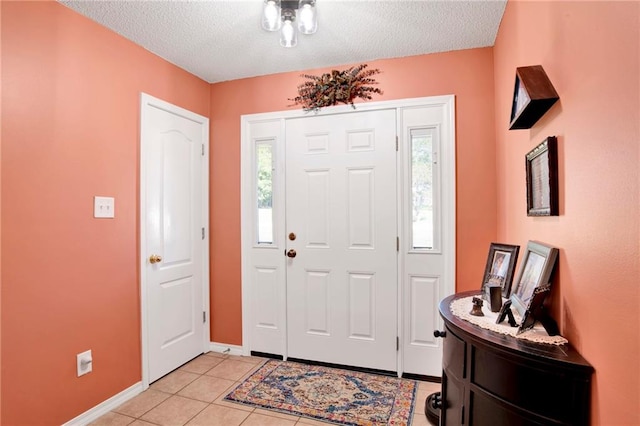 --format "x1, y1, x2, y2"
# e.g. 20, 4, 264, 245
59, 0, 507, 84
